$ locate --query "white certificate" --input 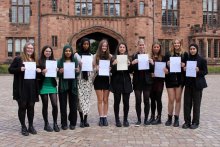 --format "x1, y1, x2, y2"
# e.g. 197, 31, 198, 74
138, 54, 149, 70
24, 62, 36, 79
99, 60, 110, 76
81, 55, 93, 71
186, 61, 197, 77
117, 55, 128, 70
170, 57, 181, 72
64, 62, 75, 79
45, 60, 57, 77
154, 62, 166, 78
